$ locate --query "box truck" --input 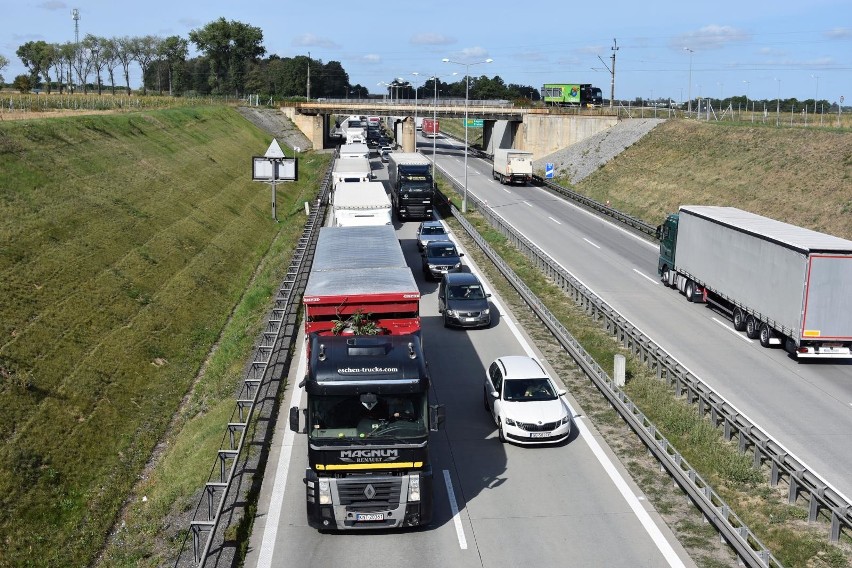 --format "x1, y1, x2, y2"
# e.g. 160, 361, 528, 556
339, 143, 369, 160
332, 157, 371, 188
422, 118, 439, 138
387, 152, 434, 220
657, 206, 852, 359
492, 148, 533, 185
331, 181, 392, 227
